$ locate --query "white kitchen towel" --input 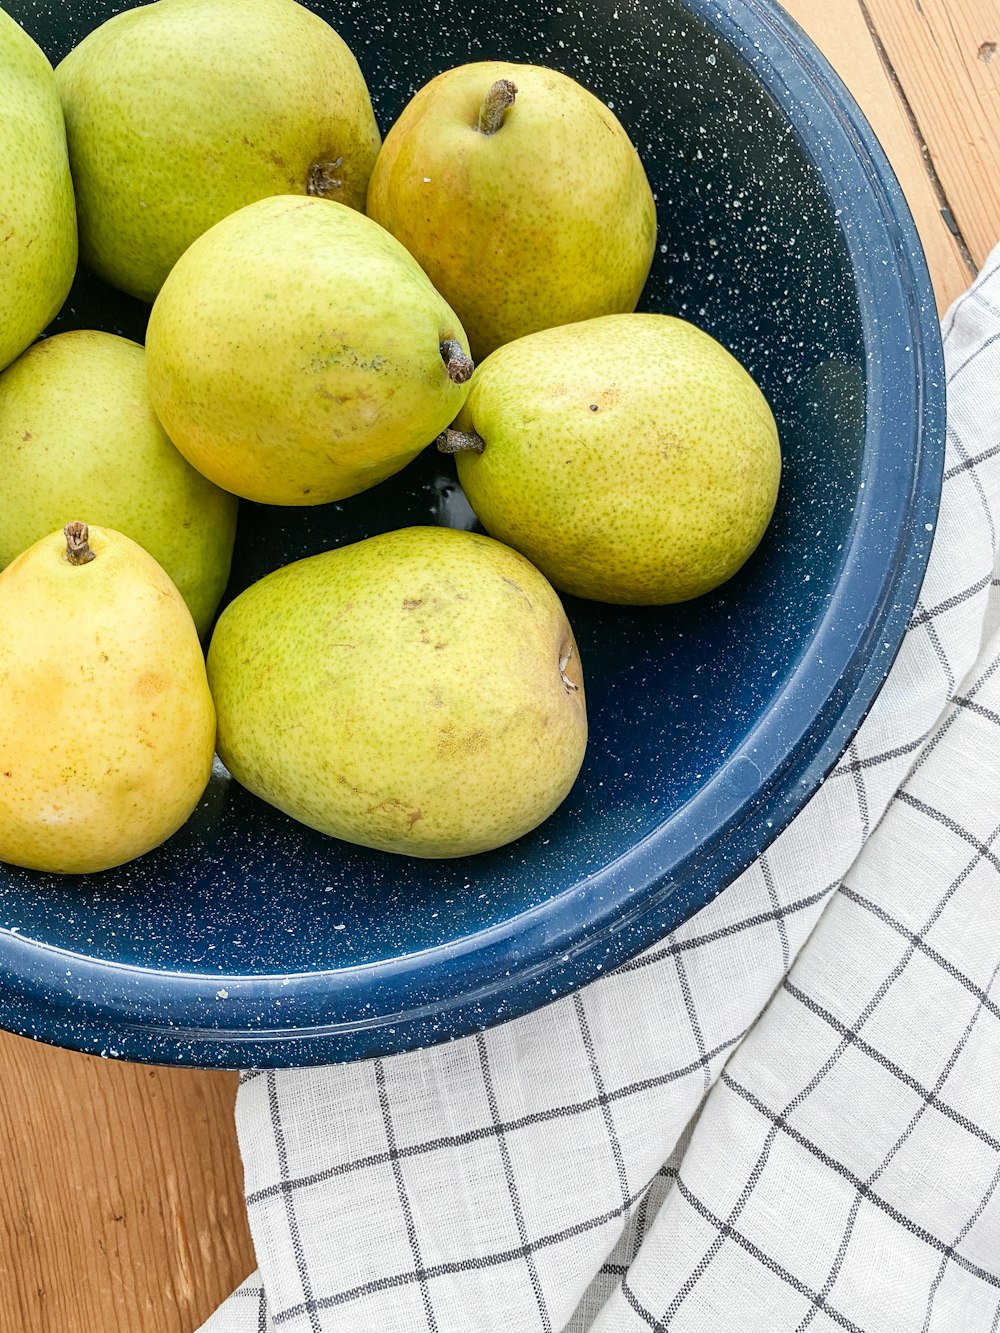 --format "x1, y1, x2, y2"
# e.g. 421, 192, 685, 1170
202, 246, 1000, 1333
